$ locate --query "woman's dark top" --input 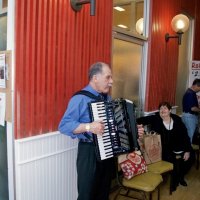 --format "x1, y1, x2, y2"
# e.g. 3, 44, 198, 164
137, 113, 192, 162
